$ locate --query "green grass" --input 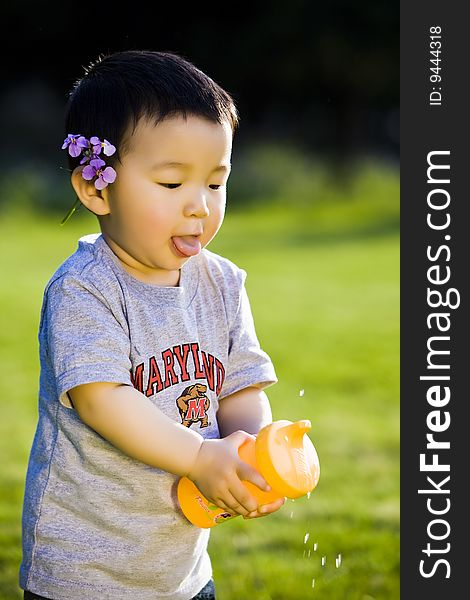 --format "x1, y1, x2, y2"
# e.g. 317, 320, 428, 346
0, 169, 399, 599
